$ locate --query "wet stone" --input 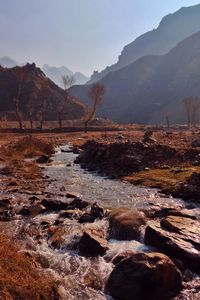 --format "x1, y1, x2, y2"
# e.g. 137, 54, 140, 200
69, 198, 90, 210
106, 252, 182, 300
109, 208, 146, 240
36, 155, 51, 164
78, 213, 96, 224
59, 209, 81, 220
79, 230, 109, 257
145, 216, 200, 274
41, 199, 69, 211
